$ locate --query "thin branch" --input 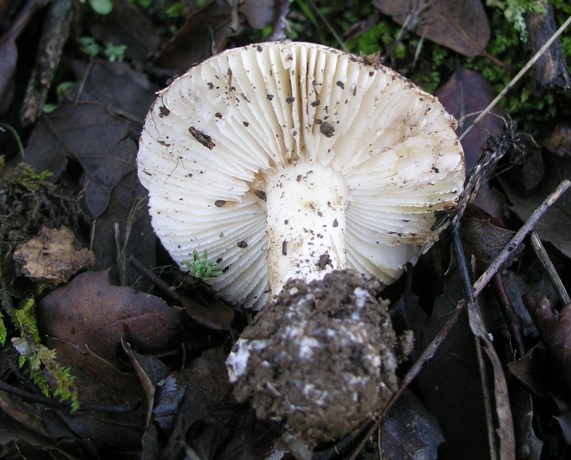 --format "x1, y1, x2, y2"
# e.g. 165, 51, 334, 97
473, 179, 571, 297
460, 14, 571, 141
